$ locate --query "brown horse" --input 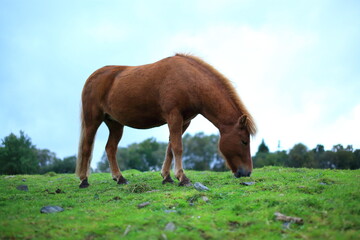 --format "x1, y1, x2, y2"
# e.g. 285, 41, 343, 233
76, 54, 256, 188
